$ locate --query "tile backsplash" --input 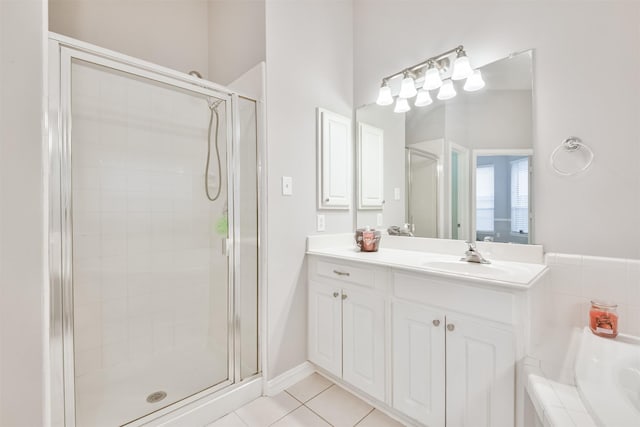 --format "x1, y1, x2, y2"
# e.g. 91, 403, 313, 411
546, 253, 640, 337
